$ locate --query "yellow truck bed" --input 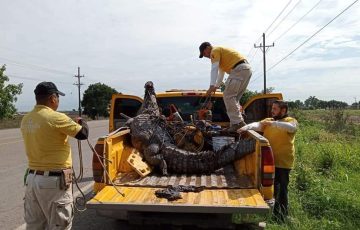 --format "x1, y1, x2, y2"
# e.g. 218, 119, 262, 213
88, 130, 273, 217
